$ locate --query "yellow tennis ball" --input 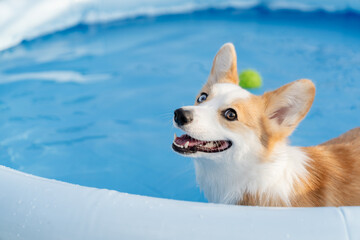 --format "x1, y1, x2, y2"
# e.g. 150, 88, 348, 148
239, 69, 262, 89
